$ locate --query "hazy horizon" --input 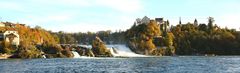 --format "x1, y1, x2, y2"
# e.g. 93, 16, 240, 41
1, 0, 240, 33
